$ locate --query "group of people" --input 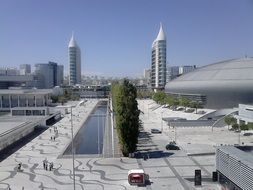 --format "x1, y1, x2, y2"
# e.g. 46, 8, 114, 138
43, 159, 54, 171
49, 126, 59, 141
